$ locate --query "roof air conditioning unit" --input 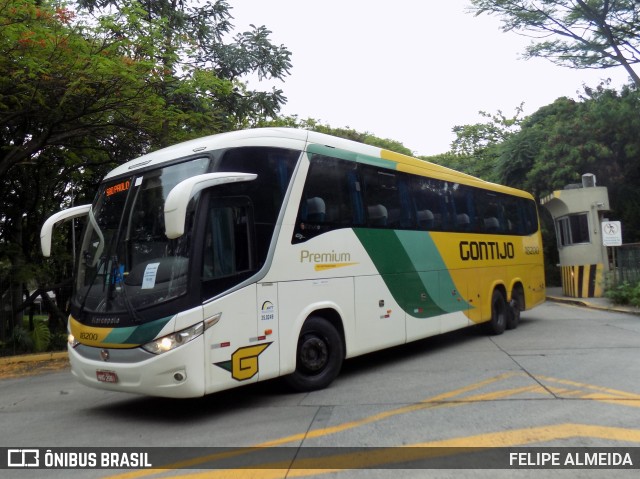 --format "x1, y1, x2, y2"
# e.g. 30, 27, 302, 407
582, 173, 596, 188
